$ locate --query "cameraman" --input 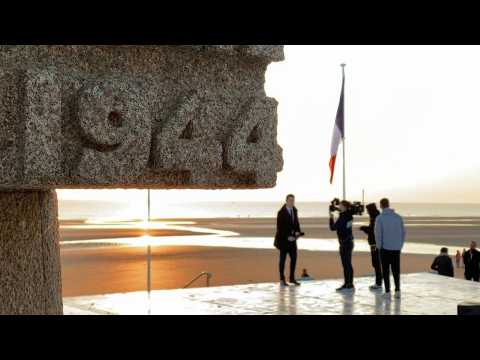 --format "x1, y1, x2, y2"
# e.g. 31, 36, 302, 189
329, 200, 355, 291
360, 203, 382, 290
